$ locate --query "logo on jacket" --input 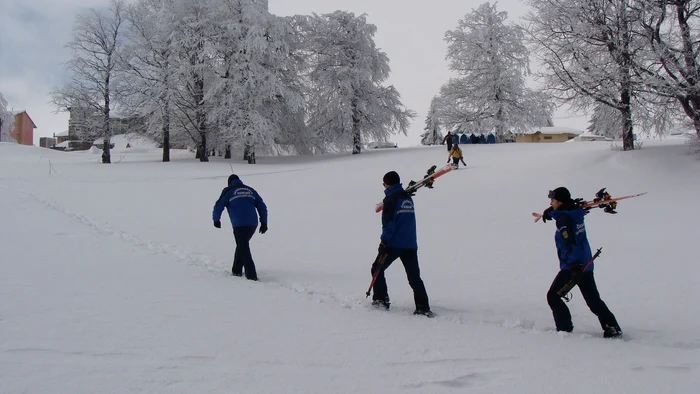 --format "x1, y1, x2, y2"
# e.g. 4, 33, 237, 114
230, 188, 254, 202
397, 200, 415, 214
